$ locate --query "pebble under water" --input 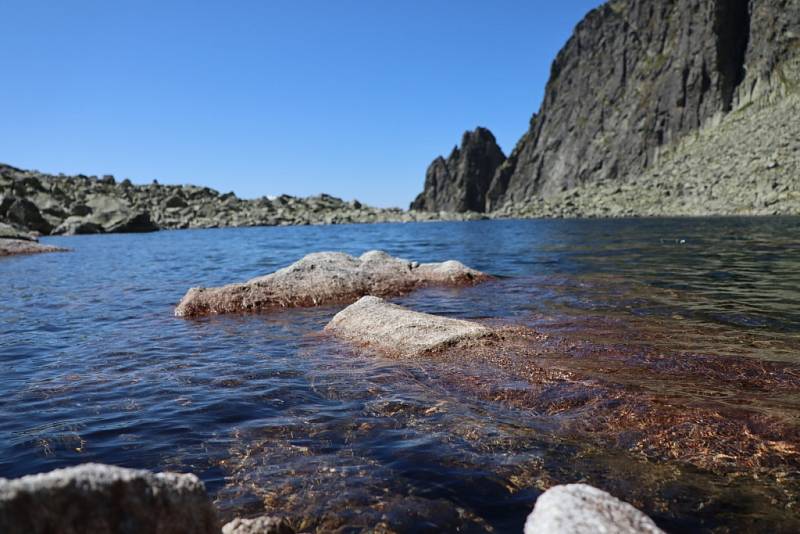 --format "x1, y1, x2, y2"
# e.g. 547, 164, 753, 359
1, 217, 799, 533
